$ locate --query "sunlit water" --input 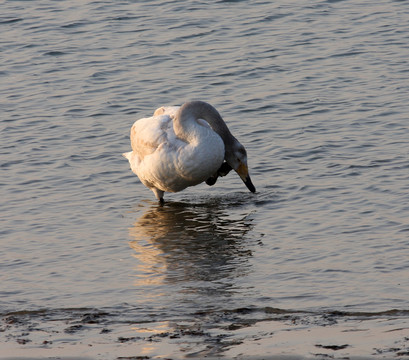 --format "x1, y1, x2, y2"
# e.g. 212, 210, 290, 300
1, 0, 409, 358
